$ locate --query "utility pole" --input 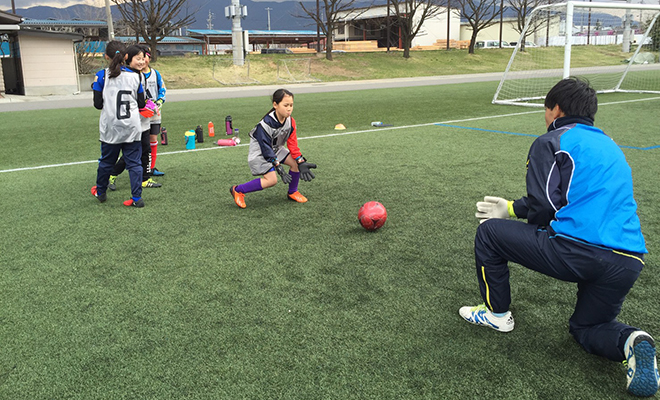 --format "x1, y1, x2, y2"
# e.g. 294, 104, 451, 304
499, 0, 504, 48
207, 10, 215, 30
265, 7, 272, 30
622, 0, 633, 52
226, 0, 248, 66
104, 0, 115, 40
